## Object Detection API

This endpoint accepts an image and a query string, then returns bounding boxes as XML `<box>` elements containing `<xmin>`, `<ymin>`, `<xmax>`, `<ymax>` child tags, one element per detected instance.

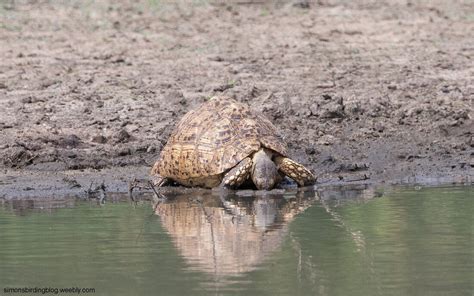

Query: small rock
<box><xmin>112</xmin><ymin>57</ymin><xmax>126</xmax><ymax>63</ymax></box>
<box><xmin>58</xmin><ymin>134</ymin><xmax>81</xmax><ymax>148</ymax></box>
<box><xmin>40</xmin><ymin>79</ymin><xmax>57</xmax><ymax>89</ymax></box>
<box><xmin>317</xmin><ymin>135</ymin><xmax>336</xmax><ymax>145</ymax></box>
<box><xmin>208</xmin><ymin>55</ymin><xmax>223</xmax><ymax>62</ymax></box>
<box><xmin>453</xmin><ymin>109</ymin><xmax>469</xmax><ymax>120</ymax></box>
<box><xmin>21</xmin><ymin>97</ymin><xmax>33</xmax><ymax>104</ymax></box>
<box><xmin>113</xmin><ymin>129</ymin><xmax>131</xmax><ymax>143</ymax></box>
<box><xmin>135</xmin><ymin>145</ymin><xmax>148</xmax><ymax>153</ymax></box>
<box><xmin>65</xmin><ymin>151</ymin><xmax>77</xmax><ymax>159</ymax></box>
<box><xmin>248</xmin><ymin>86</ymin><xmax>263</xmax><ymax>98</ymax></box>
<box><xmin>305</xmin><ymin>147</ymin><xmax>316</xmax><ymax>155</ymax></box>
<box><xmin>341</xmin><ymin>174</ymin><xmax>369</xmax><ymax>182</ymax></box>
<box><xmin>310</xmin><ymin>103</ymin><xmax>346</xmax><ymax>118</ymax></box>
<box><xmin>336</xmin><ymin>163</ymin><xmax>369</xmax><ymax>172</ymax></box>
<box><xmin>293</xmin><ymin>0</ymin><xmax>310</xmax><ymax>8</ymax></box>
<box><xmin>213</xmin><ymin>83</ymin><xmax>234</xmax><ymax>92</ymax></box>
<box><xmin>62</xmin><ymin>177</ymin><xmax>81</xmax><ymax>189</ymax></box>
<box><xmin>0</xmin><ymin>123</ymin><xmax>14</xmax><ymax>129</ymax></box>
<box><xmin>146</xmin><ymin>146</ymin><xmax>156</xmax><ymax>153</ymax></box>
<box><xmin>117</xmin><ymin>148</ymin><xmax>131</xmax><ymax>156</ymax></box>
<box><xmin>406</xmin><ymin>154</ymin><xmax>425</xmax><ymax>161</ymax></box>
<box><xmin>321</xmin><ymin>155</ymin><xmax>336</xmax><ymax>164</ymax></box>
<box><xmin>21</xmin><ymin>96</ymin><xmax>45</xmax><ymax>104</ymax></box>
<box><xmin>397</xmin><ymin>153</ymin><xmax>407</xmax><ymax>159</ymax></box>
<box><xmin>374</xmin><ymin>122</ymin><xmax>385</xmax><ymax>133</ymax></box>
<box><xmin>5</xmin><ymin>147</ymin><xmax>35</xmax><ymax>168</ymax></box>
<box><xmin>91</xmin><ymin>135</ymin><xmax>107</xmax><ymax>144</ymax></box>
<box><xmin>320</xmin><ymin>96</ymin><xmax>345</xmax><ymax>119</ymax></box>
<box><xmin>344</xmin><ymin>101</ymin><xmax>364</xmax><ymax>115</ymax></box>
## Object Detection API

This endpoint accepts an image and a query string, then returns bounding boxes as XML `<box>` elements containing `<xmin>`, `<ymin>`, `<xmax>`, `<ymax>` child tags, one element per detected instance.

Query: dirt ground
<box><xmin>0</xmin><ymin>0</ymin><xmax>473</xmax><ymax>196</ymax></box>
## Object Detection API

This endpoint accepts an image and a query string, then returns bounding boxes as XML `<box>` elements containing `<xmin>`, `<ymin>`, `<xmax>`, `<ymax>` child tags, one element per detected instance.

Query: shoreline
<box><xmin>0</xmin><ymin>166</ymin><xmax>471</xmax><ymax>200</ymax></box>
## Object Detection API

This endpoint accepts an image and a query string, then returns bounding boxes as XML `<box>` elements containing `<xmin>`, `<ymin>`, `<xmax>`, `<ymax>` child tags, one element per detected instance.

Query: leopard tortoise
<box><xmin>151</xmin><ymin>96</ymin><xmax>315</xmax><ymax>190</ymax></box>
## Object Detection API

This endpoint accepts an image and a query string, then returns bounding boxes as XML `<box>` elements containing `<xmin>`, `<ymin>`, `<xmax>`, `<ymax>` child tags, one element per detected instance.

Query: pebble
<box><xmin>117</xmin><ymin>148</ymin><xmax>131</xmax><ymax>156</ymax></box>
<box><xmin>59</xmin><ymin>134</ymin><xmax>81</xmax><ymax>148</ymax></box>
<box><xmin>91</xmin><ymin>135</ymin><xmax>107</xmax><ymax>144</ymax></box>
<box><xmin>113</xmin><ymin>129</ymin><xmax>131</xmax><ymax>143</ymax></box>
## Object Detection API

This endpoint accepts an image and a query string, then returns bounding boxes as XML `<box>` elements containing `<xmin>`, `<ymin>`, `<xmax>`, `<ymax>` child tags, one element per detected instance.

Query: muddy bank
<box><xmin>0</xmin><ymin>1</ymin><xmax>473</xmax><ymax>194</ymax></box>
<box><xmin>0</xmin><ymin>165</ymin><xmax>470</xmax><ymax>200</ymax></box>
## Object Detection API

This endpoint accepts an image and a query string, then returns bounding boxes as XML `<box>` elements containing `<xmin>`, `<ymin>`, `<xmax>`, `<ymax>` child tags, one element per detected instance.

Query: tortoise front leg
<box><xmin>275</xmin><ymin>156</ymin><xmax>316</xmax><ymax>187</ymax></box>
<box><xmin>220</xmin><ymin>157</ymin><xmax>253</xmax><ymax>189</ymax></box>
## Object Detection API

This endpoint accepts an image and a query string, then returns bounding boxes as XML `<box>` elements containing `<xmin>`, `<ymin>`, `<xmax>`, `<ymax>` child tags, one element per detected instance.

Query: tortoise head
<box><xmin>251</xmin><ymin>149</ymin><xmax>279</xmax><ymax>190</ymax></box>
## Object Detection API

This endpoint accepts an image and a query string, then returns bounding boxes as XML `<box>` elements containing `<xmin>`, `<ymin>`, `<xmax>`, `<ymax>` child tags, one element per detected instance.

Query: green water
<box><xmin>0</xmin><ymin>186</ymin><xmax>472</xmax><ymax>296</ymax></box>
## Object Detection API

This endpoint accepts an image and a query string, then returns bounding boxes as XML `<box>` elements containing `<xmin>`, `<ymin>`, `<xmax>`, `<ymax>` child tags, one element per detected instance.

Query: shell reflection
<box><xmin>154</xmin><ymin>190</ymin><xmax>318</xmax><ymax>277</ymax></box>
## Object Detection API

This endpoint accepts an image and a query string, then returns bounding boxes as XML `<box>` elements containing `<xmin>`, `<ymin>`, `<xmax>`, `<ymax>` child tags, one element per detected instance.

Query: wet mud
<box><xmin>0</xmin><ymin>1</ymin><xmax>473</xmax><ymax>198</ymax></box>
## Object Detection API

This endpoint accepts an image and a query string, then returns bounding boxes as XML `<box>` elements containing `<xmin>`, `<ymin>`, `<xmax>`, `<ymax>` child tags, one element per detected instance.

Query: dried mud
<box><xmin>0</xmin><ymin>0</ymin><xmax>473</xmax><ymax>197</ymax></box>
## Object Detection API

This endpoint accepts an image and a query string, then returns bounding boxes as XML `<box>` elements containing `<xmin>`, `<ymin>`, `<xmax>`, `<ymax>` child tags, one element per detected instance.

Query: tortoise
<box><xmin>151</xmin><ymin>96</ymin><xmax>315</xmax><ymax>190</ymax></box>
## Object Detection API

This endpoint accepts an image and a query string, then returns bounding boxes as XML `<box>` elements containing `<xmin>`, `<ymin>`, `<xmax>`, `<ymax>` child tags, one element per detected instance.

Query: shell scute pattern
<box><xmin>154</xmin><ymin>96</ymin><xmax>288</xmax><ymax>182</ymax></box>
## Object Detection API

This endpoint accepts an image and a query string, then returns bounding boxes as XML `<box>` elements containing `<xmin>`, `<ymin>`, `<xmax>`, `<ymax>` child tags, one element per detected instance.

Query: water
<box><xmin>0</xmin><ymin>186</ymin><xmax>472</xmax><ymax>296</ymax></box>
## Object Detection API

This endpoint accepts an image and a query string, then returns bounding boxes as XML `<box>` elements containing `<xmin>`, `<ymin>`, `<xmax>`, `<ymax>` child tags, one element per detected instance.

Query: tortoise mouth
<box><xmin>253</xmin><ymin>179</ymin><xmax>277</xmax><ymax>190</ymax></box>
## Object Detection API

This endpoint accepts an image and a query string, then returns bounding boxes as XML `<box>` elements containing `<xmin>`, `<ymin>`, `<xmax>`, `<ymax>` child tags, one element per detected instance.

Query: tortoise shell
<box><xmin>151</xmin><ymin>96</ymin><xmax>288</xmax><ymax>186</ymax></box>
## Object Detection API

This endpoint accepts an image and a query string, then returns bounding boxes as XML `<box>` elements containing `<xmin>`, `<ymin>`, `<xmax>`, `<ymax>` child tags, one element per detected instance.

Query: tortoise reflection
<box><xmin>153</xmin><ymin>190</ymin><xmax>318</xmax><ymax>277</ymax></box>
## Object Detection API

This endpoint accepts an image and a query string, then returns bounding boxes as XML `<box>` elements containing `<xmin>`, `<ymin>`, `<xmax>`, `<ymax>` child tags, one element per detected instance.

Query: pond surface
<box><xmin>0</xmin><ymin>186</ymin><xmax>472</xmax><ymax>296</ymax></box>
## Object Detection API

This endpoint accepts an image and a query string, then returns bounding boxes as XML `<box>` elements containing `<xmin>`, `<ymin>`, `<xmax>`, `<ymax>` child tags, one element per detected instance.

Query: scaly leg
<box><xmin>219</xmin><ymin>157</ymin><xmax>253</xmax><ymax>189</ymax></box>
<box><xmin>275</xmin><ymin>156</ymin><xmax>316</xmax><ymax>187</ymax></box>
